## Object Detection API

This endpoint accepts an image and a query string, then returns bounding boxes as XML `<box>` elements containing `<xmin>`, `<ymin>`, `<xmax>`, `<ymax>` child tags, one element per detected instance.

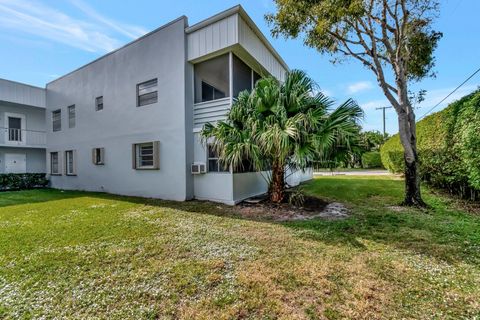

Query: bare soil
<box><xmin>237</xmin><ymin>195</ymin><xmax>349</xmax><ymax>221</ymax></box>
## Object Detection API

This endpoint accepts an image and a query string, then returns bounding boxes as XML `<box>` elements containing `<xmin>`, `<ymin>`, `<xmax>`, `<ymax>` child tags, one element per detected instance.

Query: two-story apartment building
<box><xmin>1</xmin><ymin>5</ymin><xmax>312</xmax><ymax>204</ymax></box>
<box><xmin>0</xmin><ymin>79</ymin><xmax>46</xmax><ymax>174</ymax></box>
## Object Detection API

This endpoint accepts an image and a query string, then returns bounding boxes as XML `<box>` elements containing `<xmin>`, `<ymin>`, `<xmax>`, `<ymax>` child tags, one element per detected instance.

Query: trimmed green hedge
<box><xmin>361</xmin><ymin>151</ymin><xmax>383</xmax><ymax>169</ymax></box>
<box><xmin>0</xmin><ymin>173</ymin><xmax>48</xmax><ymax>191</ymax></box>
<box><xmin>380</xmin><ymin>90</ymin><xmax>480</xmax><ymax>199</ymax></box>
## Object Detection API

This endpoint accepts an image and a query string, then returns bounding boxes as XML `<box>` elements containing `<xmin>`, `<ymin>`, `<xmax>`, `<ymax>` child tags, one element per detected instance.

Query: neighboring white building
<box><xmin>0</xmin><ymin>5</ymin><xmax>312</xmax><ymax>204</ymax></box>
<box><xmin>0</xmin><ymin>79</ymin><xmax>46</xmax><ymax>174</ymax></box>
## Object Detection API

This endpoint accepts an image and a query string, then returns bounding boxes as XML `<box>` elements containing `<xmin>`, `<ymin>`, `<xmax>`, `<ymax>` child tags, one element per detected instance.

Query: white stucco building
<box><xmin>0</xmin><ymin>5</ymin><xmax>312</xmax><ymax>204</ymax></box>
<box><xmin>0</xmin><ymin>79</ymin><xmax>46</xmax><ymax>174</ymax></box>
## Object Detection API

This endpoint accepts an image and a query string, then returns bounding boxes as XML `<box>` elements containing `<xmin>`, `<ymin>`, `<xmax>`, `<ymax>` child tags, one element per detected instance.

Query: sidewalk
<box><xmin>314</xmin><ymin>169</ymin><xmax>392</xmax><ymax>176</ymax></box>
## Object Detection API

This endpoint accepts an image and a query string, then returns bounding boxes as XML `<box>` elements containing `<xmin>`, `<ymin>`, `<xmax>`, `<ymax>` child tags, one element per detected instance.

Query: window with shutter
<box><xmin>132</xmin><ymin>141</ymin><xmax>159</xmax><ymax>170</ymax></box>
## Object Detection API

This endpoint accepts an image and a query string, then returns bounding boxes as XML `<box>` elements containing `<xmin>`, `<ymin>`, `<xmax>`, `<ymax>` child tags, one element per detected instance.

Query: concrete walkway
<box><xmin>314</xmin><ymin>170</ymin><xmax>392</xmax><ymax>176</ymax></box>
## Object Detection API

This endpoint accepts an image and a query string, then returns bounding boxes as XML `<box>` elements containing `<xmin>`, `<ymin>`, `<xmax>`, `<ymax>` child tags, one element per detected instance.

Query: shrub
<box><xmin>380</xmin><ymin>90</ymin><xmax>480</xmax><ymax>199</ymax></box>
<box><xmin>361</xmin><ymin>151</ymin><xmax>383</xmax><ymax>169</ymax></box>
<box><xmin>288</xmin><ymin>188</ymin><xmax>306</xmax><ymax>207</ymax></box>
<box><xmin>0</xmin><ymin>173</ymin><xmax>48</xmax><ymax>191</ymax></box>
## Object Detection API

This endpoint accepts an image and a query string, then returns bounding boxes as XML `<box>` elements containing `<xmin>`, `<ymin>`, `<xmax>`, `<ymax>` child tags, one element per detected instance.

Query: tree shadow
<box><xmin>0</xmin><ymin>188</ymin><xmax>87</xmax><ymax>208</ymax></box>
<box><xmin>2</xmin><ymin>184</ymin><xmax>479</xmax><ymax>266</ymax></box>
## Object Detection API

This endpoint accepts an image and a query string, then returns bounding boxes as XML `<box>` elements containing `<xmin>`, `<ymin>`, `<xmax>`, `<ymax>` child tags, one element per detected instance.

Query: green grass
<box><xmin>1</xmin><ymin>177</ymin><xmax>479</xmax><ymax>319</ymax></box>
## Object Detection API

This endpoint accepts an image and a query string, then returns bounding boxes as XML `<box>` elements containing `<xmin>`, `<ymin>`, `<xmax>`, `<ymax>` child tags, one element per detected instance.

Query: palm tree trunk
<box><xmin>270</xmin><ymin>161</ymin><xmax>285</xmax><ymax>203</ymax></box>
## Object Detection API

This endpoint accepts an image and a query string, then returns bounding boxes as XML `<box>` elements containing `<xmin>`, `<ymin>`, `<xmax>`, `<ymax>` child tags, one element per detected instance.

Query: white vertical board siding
<box><xmin>238</xmin><ymin>17</ymin><xmax>287</xmax><ymax>81</ymax></box>
<box><xmin>0</xmin><ymin>79</ymin><xmax>45</xmax><ymax>108</ymax></box>
<box><xmin>193</xmin><ymin>97</ymin><xmax>231</xmax><ymax>128</ymax></box>
<box><xmin>187</xmin><ymin>14</ymin><xmax>238</xmax><ymax>61</ymax></box>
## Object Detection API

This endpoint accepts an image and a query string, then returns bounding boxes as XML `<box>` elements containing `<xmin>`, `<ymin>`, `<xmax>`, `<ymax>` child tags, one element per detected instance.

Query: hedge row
<box><xmin>380</xmin><ymin>90</ymin><xmax>480</xmax><ymax>200</ymax></box>
<box><xmin>361</xmin><ymin>151</ymin><xmax>383</xmax><ymax>169</ymax></box>
<box><xmin>0</xmin><ymin>173</ymin><xmax>48</xmax><ymax>191</ymax></box>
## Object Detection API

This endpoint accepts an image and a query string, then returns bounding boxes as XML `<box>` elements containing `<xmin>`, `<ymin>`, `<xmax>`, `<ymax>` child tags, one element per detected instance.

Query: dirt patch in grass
<box><xmin>236</xmin><ymin>195</ymin><xmax>349</xmax><ymax>221</ymax></box>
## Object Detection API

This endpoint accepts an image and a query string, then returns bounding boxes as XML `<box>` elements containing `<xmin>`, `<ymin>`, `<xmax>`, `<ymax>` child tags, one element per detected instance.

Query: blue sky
<box><xmin>0</xmin><ymin>0</ymin><xmax>478</xmax><ymax>134</ymax></box>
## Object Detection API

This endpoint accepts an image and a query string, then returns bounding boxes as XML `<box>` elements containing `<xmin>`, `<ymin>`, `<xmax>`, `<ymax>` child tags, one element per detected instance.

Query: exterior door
<box><xmin>8</xmin><ymin>117</ymin><xmax>22</xmax><ymax>142</ymax></box>
<box><xmin>5</xmin><ymin>153</ymin><xmax>27</xmax><ymax>173</ymax></box>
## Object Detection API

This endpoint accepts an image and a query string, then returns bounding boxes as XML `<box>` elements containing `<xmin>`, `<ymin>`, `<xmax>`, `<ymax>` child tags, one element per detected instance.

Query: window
<box><xmin>233</xmin><ymin>55</ymin><xmax>253</xmax><ymax>97</ymax></box>
<box><xmin>65</xmin><ymin>150</ymin><xmax>76</xmax><ymax>175</ymax></box>
<box><xmin>194</xmin><ymin>54</ymin><xmax>230</xmax><ymax>103</ymax></box>
<box><xmin>201</xmin><ymin>81</ymin><xmax>225</xmax><ymax>101</ymax></box>
<box><xmin>52</xmin><ymin>109</ymin><xmax>61</xmax><ymax>132</ymax></box>
<box><xmin>233</xmin><ymin>159</ymin><xmax>256</xmax><ymax>173</ymax></box>
<box><xmin>8</xmin><ymin>117</ymin><xmax>22</xmax><ymax>141</ymax></box>
<box><xmin>253</xmin><ymin>71</ymin><xmax>262</xmax><ymax>87</ymax></box>
<box><xmin>207</xmin><ymin>144</ymin><xmax>229</xmax><ymax>173</ymax></box>
<box><xmin>50</xmin><ymin>152</ymin><xmax>60</xmax><ymax>175</ymax></box>
<box><xmin>68</xmin><ymin>105</ymin><xmax>75</xmax><ymax>128</ymax></box>
<box><xmin>132</xmin><ymin>141</ymin><xmax>159</xmax><ymax>170</ymax></box>
<box><xmin>95</xmin><ymin>96</ymin><xmax>103</xmax><ymax>111</ymax></box>
<box><xmin>92</xmin><ymin>148</ymin><xmax>105</xmax><ymax>165</ymax></box>
<box><xmin>137</xmin><ymin>79</ymin><xmax>158</xmax><ymax>107</ymax></box>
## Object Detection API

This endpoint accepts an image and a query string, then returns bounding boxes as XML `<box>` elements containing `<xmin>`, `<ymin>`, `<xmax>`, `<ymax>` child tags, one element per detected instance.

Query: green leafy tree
<box><xmin>201</xmin><ymin>70</ymin><xmax>363</xmax><ymax>203</ymax></box>
<box><xmin>267</xmin><ymin>0</ymin><xmax>442</xmax><ymax>206</ymax></box>
<box><xmin>360</xmin><ymin>130</ymin><xmax>389</xmax><ymax>152</ymax></box>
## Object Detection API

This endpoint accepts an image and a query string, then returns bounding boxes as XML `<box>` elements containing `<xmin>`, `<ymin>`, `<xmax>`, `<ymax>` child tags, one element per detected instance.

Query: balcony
<box><xmin>1</xmin><ymin>128</ymin><xmax>46</xmax><ymax>148</ymax></box>
<box><xmin>193</xmin><ymin>52</ymin><xmax>262</xmax><ymax>130</ymax></box>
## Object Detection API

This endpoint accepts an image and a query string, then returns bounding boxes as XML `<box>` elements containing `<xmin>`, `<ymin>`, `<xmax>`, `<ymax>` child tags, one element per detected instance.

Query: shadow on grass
<box><xmin>2</xmin><ymin>179</ymin><xmax>479</xmax><ymax>265</ymax></box>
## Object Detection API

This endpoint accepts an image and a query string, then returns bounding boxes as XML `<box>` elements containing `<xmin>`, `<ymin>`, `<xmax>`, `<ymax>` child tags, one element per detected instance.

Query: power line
<box><xmin>418</xmin><ymin>66</ymin><xmax>480</xmax><ymax>120</ymax></box>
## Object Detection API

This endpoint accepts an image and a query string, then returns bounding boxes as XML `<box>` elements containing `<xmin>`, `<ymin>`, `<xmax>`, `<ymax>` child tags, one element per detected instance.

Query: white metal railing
<box><xmin>1</xmin><ymin>127</ymin><xmax>46</xmax><ymax>146</ymax></box>
<box><xmin>8</xmin><ymin>128</ymin><xmax>22</xmax><ymax>142</ymax></box>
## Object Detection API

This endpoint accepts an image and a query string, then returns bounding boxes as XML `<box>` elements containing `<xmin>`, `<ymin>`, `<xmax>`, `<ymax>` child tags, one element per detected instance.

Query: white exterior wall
<box><xmin>186</xmin><ymin>8</ymin><xmax>288</xmax><ymax>79</ymax></box>
<box><xmin>0</xmin><ymin>80</ymin><xmax>47</xmax><ymax>174</ymax></box>
<box><xmin>0</xmin><ymin>79</ymin><xmax>45</xmax><ymax>108</ymax></box>
<box><xmin>187</xmin><ymin>14</ymin><xmax>238</xmax><ymax>61</ymax></box>
<box><xmin>0</xmin><ymin>147</ymin><xmax>45</xmax><ymax>173</ymax></box>
<box><xmin>188</xmin><ymin>7</ymin><xmax>292</xmax><ymax>204</ymax></box>
<box><xmin>286</xmin><ymin>168</ymin><xmax>314</xmax><ymax>187</ymax></box>
<box><xmin>46</xmin><ymin>17</ymin><xmax>191</xmax><ymax>201</ymax></box>
<box><xmin>0</xmin><ymin>103</ymin><xmax>46</xmax><ymax>147</ymax></box>
<box><xmin>232</xmin><ymin>172</ymin><xmax>269</xmax><ymax>203</ymax></box>
<box><xmin>0</xmin><ymin>6</ymin><xmax>300</xmax><ymax>204</ymax></box>
<box><xmin>237</xmin><ymin>17</ymin><xmax>286</xmax><ymax>81</ymax></box>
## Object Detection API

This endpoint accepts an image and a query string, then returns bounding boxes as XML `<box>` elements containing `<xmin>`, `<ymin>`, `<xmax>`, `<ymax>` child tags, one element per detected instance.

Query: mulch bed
<box><xmin>236</xmin><ymin>194</ymin><xmax>349</xmax><ymax>221</ymax></box>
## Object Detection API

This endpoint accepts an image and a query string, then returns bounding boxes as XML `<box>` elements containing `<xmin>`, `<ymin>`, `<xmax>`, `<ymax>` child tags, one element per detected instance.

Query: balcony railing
<box><xmin>193</xmin><ymin>97</ymin><xmax>231</xmax><ymax>129</ymax></box>
<box><xmin>1</xmin><ymin>127</ymin><xmax>46</xmax><ymax>147</ymax></box>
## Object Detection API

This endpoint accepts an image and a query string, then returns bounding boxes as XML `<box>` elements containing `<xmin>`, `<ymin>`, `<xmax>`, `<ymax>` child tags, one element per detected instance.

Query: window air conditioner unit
<box><xmin>191</xmin><ymin>162</ymin><xmax>206</xmax><ymax>174</ymax></box>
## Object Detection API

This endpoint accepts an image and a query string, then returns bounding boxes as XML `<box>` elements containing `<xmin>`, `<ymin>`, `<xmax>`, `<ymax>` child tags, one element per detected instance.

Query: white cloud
<box><xmin>0</xmin><ymin>0</ymin><xmax>147</xmax><ymax>53</ymax></box>
<box><xmin>347</xmin><ymin>81</ymin><xmax>374</xmax><ymax>94</ymax></box>
<box><xmin>359</xmin><ymin>99</ymin><xmax>389</xmax><ymax>111</ymax></box>
<box><xmin>69</xmin><ymin>0</ymin><xmax>147</xmax><ymax>39</ymax></box>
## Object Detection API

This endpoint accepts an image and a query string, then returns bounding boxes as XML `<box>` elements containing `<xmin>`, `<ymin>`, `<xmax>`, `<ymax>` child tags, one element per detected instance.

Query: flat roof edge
<box><xmin>185</xmin><ymin>5</ymin><xmax>289</xmax><ymax>71</ymax></box>
<box><xmin>46</xmin><ymin>15</ymin><xmax>188</xmax><ymax>86</ymax></box>
<box><xmin>0</xmin><ymin>78</ymin><xmax>45</xmax><ymax>90</ymax></box>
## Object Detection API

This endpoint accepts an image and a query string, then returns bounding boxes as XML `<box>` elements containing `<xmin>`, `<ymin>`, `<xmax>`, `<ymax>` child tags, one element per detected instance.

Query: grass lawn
<box><xmin>1</xmin><ymin>176</ymin><xmax>479</xmax><ymax>319</ymax></box>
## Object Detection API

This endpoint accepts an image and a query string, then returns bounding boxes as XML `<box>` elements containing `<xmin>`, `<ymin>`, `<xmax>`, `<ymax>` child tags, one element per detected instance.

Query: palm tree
<box><xmin>202</xmin><ymin>70</ymin><xmax>363</xmax><ymax>203</ymax></box>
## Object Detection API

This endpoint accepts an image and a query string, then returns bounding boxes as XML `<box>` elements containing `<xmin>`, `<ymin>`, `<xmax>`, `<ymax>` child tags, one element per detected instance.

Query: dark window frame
<box><xmin>137</xmin><ymin>79</ymin><xmax>158</xmax><ymax>107</ymax></box>
<box><xmin>68</xmin><ymin>105</ymin><xmax>75</xmax><ymax>128</ymax></box>
<box><xmin>50</xmin><ymin>152</ymin><xmax>60</xmax><ymax>175</ymax></box>
<box><xmin>95</xmin><ymin>96</ymin><xmax>104</xmax><ymax>111</ymax></box>
<box><xmin>207</xmin><ymin>143</ymin><xmax>229</xmax><ymax>173</ymax></box>
<box><xmin>92</xmin><ymin>148</ymin><xmax>105</xmax><ymax>165</ymax></box>
<box><xmin>65</xmin><ymin>150</ymin><xmax>76</xmax><ymax>176</ymax></box>
<box><xmin>52</xmin><ymin>109</ymin><xmax>61</xmax><ymax>132</ymax></box>
<box><xmin>132</xmin><ymin>141</ymin><xmax>160</xmax><ymax>170</ymax></box>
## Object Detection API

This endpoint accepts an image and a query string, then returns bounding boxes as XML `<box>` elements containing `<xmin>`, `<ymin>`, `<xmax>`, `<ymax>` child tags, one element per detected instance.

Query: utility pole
<box><xmin>375</xmin><ymin>106</ymin><xmax>393</xmax><ymax>136</ymax></box>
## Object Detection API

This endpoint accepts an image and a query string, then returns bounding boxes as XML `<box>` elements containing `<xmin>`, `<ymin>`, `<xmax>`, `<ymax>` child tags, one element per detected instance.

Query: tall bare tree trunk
<box><xmin>270</xmin><ymin>160</ymin><xmax>285</xmax><ymax>203</ymax></box>
<box><xmin>396</xmin><ymin>100</ymin><xmax>426</xmax><ymax>207</ymax></box>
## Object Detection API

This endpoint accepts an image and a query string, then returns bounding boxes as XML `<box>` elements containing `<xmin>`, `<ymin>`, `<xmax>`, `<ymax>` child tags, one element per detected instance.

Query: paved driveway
<box><xmin>314</xmin><ymin>170</ymin><xmax>392</xmax><ymax>176</ymax></box>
